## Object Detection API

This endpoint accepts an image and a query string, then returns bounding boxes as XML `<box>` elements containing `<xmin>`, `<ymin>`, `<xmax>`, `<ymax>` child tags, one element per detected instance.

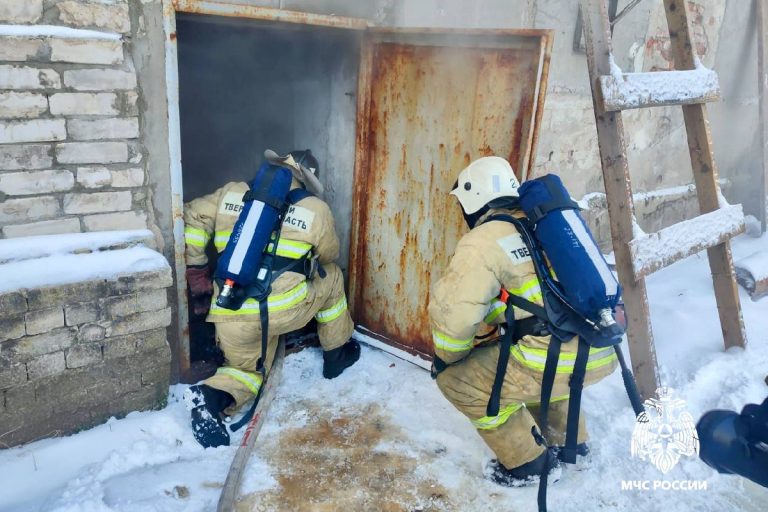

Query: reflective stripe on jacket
<box><xmin>428</xmin><ymin>208</ymin><xmax>617</xmax><ymax>372</ymax></box>
<box><xmin>183</xmin><ymin>180</ymin><xmax>340</xmax><ymax>322</ymax></box>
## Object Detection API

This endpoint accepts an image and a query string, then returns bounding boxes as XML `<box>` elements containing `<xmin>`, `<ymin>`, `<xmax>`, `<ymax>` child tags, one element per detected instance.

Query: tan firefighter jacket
<box><xmin>183</xmin><ymin>180</ymin><xmax>339</xmax><ymax>323</ymax></box>
<box><xmin>428</xmin><ymin>208</ymin><xmax>618</xmax><ymax>373</ymax></box>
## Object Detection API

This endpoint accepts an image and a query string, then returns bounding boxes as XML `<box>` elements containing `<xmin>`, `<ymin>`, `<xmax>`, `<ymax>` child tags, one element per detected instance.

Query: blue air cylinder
<box><xmin>518</xmin><ymin>174</ymin><xmax>621</xmax><ymax>320</ymax></box>
<box><xmin>215</xmin><ymin>163</ymin><xmax>293</xmax><ymax>293</ymax></box>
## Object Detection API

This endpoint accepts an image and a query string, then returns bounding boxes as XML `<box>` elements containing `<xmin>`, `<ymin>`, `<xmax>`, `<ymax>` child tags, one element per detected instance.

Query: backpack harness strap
<box><xmin>231</xmin><ymin>187</ymin><xmax>318</xmax><ymax>431</ymax></box>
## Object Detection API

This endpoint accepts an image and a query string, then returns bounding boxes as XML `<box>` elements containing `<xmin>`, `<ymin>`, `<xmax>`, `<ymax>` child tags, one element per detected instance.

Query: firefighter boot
<box><xmin>486</xmin><ymin>448</ymin><xmax>562</xmax><ymax>488</ymax></box>
<box><xmin>322</xmin><ymin>340</ymin><xmax>361</xmax><ymax>379</ymax></box>
<box><xmin>184</xmin><ymin>384</ymin><xmax>234</xmax><ymax>448</ymax></box>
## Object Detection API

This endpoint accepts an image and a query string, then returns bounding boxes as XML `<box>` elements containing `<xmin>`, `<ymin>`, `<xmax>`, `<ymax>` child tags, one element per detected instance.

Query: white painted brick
<box><xmin>50</xmin><ymin>39</ymin><xmax>123</xmax><ymax>65</ymax></box>
<box><xmin>57</xmin><ymin>142</ymin><xmax>127</xmax><ymax>164</ymax></box>
<box><xmin>0</xmin><ymin>169</ymin><xmax>74</xmax><ymax>195</ymax></box>
<box><xmin>63</xmin><ymin>191</ymin><xmax>132</xmax><ymax>214</ymax></box>
<box><xmin>83</xmin><ymin>210</ymin><xmax>147</xmax><ymax>231</ymax></box>
<box><xmin>68</xmin><ymin>118</ymin><xmax>139</xmax><ymax>140</ymax></box>
<box><xmin>0</xmin><ymin>65</ymin><xmax>60</xmax><ymax>90</ymax></box>
<box><xmin>0</xmin><ymin>144</ymin><xmax>52</xmax><ymax>170</ymax></box>
<box><xmin>0</xmin><ymin>92</ymin><xmax>47</xmax><ymax>119</ymax></box>
<box><xmin>77</xmin><ymin>166</ymin><xmax>144</xmax><ymax>188</ymax></box>
<box><xmin>0</xmin><ymin>0</ymin><xmax>42</xmax><ymax>23</ymax></box>
<box><xmin>111</xmin><ymin>168</ymin><xmax>144</xmax><ymax>188</ymax></box>
<box><xmin>76</xmin><ymin>166</ymin><xmax>111</xmax><ymax>188</ymax></box>
<box><xmin>0</xmin><ymin>196</ymin><xmax>60</xmax><ymax>224</ymax></box>
<box><xmin>2</xmin><ymin>218</ymin><xmax>80</xmax><ymax>238</ymax></box>
<box><xmin>0</xmin><ymin>119</ymin><xmax>66</xmax><ymax>144</ymax></box>
<box><xmin>63</xmin><ymin>69</ymin><xmax>137</xmax><ymax>91</ymax></box>
<box><xmin>49</xmin><ymin>93</ymin><xmax>118</xmax><ymax>116</ymax></box>
<box><xmin>58</xmin><ymin>1</ymin><xmax>131</xmax><ymax>34</ymax></box>
<box><xmin>0</xmin><ymin>37</ymin><xmax>44</xmax><ymax>61</ymax></box>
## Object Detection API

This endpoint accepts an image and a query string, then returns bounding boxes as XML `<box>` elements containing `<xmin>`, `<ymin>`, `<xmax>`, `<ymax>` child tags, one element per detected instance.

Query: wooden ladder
<box><xmin>580</xmin><ymin>0</ymin><xmax>747</xmax><ymax>400</ymax></box>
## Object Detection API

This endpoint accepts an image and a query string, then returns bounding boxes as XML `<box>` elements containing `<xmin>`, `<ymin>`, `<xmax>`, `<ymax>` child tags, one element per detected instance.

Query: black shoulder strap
<box><xmin>486</xmin><ymin>295</ymin><xmax>515</xmax><ymax>417</ymax></box>
<box><xmin>287</xmin><ymin>187</ymin><xmax>312</xmax><ymax>205</ymax></box>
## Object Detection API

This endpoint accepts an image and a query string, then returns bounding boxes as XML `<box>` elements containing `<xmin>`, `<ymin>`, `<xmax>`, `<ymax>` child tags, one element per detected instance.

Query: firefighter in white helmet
<box><xmin>182</xmin><ymin>150</ymin><xmax>360</xmax><ymax>448</ymax></box>
<box><xmin>428</xmin><ymin>156</ymin><xmax>617</xmax><ymax>486</ymax></box>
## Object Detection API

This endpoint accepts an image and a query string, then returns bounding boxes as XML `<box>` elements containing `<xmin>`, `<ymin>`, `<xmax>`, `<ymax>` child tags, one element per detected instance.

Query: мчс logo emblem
<box><xmin>630</xmin><ymin>387</ymin><xmax>700</xmax><ymax>474</ymax></box>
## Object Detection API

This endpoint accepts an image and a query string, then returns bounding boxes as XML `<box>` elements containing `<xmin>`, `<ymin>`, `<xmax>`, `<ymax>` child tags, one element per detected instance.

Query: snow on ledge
<box><xmin>629</xmin><ymin>205</ymin><xmax>745</xmax><ymax>279</ymax></box>
<box><xmin>0</xmin><ymin>230</ymin><xmax>168</xmax><ymax>294</ymax></box>
<box><xmin>0</xmin><ymin>24</ymin><xmax>121</xmax><ymax>41</ymax></box>
<box><xmin>0</xmin><ymin>247</ymin><xmax>169</xmax><ymax>294</ymax></box>
<box><xmin>600</xmin><ymin>55</ymin><xmax>720</xmax><ymax>111</ymax></box>
<box><xmin>0</xmin><ymin>229</ymin><xmax>154</xmax><ymax>264</ymax></box>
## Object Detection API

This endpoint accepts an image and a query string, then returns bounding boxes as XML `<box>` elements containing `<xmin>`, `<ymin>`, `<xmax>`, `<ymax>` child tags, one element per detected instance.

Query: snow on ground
<box><xmin>1</xmin><ymin>233</ymin><xmax>768</xmax><ymax>511</ymax></box>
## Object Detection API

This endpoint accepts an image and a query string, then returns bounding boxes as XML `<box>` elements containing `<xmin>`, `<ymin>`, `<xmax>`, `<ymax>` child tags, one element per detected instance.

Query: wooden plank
<box><xmin>663</xmin><ymin>0</ymin><xmax>747</xmax><ymax>350</ymax></box>
<box><xmin>757</xmin><ymin>0</ymin><xmax>768</xmax><ymax>232</ymax></box>
<box><xmin>629</xmin><ymin>205</ymin><xmax>745</xmax><ymax>280</ymax></box>
<box><xmin>218</xmin><ymin>339</ymin><xmax>286</xmax><ymax>512</ymax></box>
<box><xmin>599</xmin><ymin>69</ymin><xmax>720</xmax><ymax>112</ymax></box>
<box><xmin>580</xmin><ymin>0</ymin><xmax>660</xmax><ymax>400</ymax></box>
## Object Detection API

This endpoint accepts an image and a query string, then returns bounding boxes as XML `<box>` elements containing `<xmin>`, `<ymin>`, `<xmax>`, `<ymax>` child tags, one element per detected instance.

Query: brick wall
<box><xmin>0</xmin><ymin>0</ymin><xmax>149</xmax><ymax>239</ymax></box>
<box><xmin>0</xmin><ymin>267</ymin><xmax>173</xmax><ymax>448</ymax></box>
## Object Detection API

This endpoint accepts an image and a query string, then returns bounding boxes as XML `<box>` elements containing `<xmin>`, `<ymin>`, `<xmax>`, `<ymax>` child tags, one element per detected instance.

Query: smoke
<box><xmin>176</xmin><ymin>14</ymin><xmax>360</xmax><ymax>202</ymax></box>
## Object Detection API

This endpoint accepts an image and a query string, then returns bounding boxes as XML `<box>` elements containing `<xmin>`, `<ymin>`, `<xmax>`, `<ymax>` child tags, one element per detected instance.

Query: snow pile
<box><xmin>735</xmin><ymin>249</ymin><xmax>768</xmax><ymax>300</ymax></box>
<box><xmin>0</xmin><ymin>230</ymin><xmax>167</xmax><ymax>293</ymax></box>
<box><xmin>736</xmin><ymin>250</ymin><xmax>768</xmax><ymax>282</ymax></box>
<box><xmin>0</xmin><ymin>24</ymin><xmax>121</xmax><ymax>41</ymax></box>
<box><xmin>0</xmin><ymin>233</ymin><xmax>767</xmax><ymax>511</ymax></box>
<box><xmin>0</xmin><ymin>229</ymin><xmax>154</xmax><ymax>264</ymax></box>
<box><xmin>600</xmin><ymin>55</ymin><xmax>720</xmax><ymax>111</ymax></box>
<box><xmin>629</xmin><ymin>204</ymin><xmax>744</xmax><ymax>277</ymax></box>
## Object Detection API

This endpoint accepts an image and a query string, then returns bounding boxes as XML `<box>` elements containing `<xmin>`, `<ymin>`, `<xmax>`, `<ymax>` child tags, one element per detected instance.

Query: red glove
<box><xmin>186</xmin><ymin>265</ymin><xmax>213</xmax><ymax>315</ymax></box>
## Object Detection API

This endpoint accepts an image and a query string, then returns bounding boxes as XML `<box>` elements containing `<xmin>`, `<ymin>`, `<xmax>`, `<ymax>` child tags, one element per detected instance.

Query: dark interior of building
<box><xmin>176</xmin><ymin>13</ymin><xmax>361</xmax><ymax>367</ymax></box>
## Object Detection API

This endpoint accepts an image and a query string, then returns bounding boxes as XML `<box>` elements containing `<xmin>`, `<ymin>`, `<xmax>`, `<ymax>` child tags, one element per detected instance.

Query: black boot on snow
<box><xmin>322</xmin><ymin>340</ymin><xmax>361</xmax><ymax>379</ymax></box>
<box><xmin>486</xmin><ymin>448</ymin><xmax>561</xmax><ymax>488</ymax></box>
<box><xmin>184</xmin><ymin>384</ymin><xmax>234</xmax><ymax>448</ymax></box>
<box><xmin>558</xmin><ymin>442</ymin><xmax>592</xmax><ymax>470</ymax></box>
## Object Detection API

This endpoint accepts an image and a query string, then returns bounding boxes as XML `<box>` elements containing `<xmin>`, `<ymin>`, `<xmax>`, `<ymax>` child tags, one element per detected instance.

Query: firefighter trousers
<box><xmin>436</xmin><ymin>341</ymin><xmax>612</xmax><ymax>470</ymax></box>
<box><xmin>204</xmin><ymin>263</ymin><xmax>354</xmax><ymax>412</ymax></box>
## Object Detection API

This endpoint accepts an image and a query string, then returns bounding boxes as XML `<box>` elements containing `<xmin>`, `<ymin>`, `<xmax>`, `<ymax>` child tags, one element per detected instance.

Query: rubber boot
<box><xmin>184</xmin><ymin>384</ymin><xmax>234</xmax><ymax>448</ymax></box>
<box><xmin>322</xmin><ymin>340</ymin><xmax>361</xmax><ymax>379</ymax></box>
<box><xmin>486</xmin><ymin>448</ymin><xmax>561</xmax><ymax>488</ymax></box>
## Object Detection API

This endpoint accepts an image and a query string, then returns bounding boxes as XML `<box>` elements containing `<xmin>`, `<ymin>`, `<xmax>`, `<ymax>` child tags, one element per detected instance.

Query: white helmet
<box><xmin>450</xmin><ymin>156</ymin><xmax>520</xmax><ymax>214</ymax></box>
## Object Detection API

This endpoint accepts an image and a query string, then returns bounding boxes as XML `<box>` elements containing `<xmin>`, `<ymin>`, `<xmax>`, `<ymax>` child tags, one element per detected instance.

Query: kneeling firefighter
<box><xmin>429</xmin><ymin>156</ymin><xmax>629</xmax><ymax>494</ymax></box>
<box><xmin>183</xmin><ymin>149</ymin><xmax>360</xmax><ymax>448</ymax></box>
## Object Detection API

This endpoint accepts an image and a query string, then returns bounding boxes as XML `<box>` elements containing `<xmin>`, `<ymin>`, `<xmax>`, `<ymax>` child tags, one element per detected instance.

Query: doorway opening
<box><xmin>175</xmin><ymin>12</ymin><xmax>361</xmax><ymax>377</ymax></box>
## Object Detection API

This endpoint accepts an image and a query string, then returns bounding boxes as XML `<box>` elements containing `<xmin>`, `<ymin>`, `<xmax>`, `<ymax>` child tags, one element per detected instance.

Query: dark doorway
<box><xmin>176</xmin><ymin>13</ymin><xmax>361</xmax><ymax>374</ymax></box>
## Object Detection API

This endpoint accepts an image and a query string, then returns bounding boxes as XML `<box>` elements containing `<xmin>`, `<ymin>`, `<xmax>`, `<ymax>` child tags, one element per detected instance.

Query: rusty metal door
<box><xmin>350</xmin><ymin>29</ymin><xmax>552</xmax><ymax>359</ymax></box>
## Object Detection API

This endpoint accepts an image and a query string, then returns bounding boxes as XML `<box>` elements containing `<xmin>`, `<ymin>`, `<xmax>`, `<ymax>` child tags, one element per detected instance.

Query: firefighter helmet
<box><xmin>450</xmin><ymin>156</ymin><xmax>520</xmax><ymax>214</ymax></box>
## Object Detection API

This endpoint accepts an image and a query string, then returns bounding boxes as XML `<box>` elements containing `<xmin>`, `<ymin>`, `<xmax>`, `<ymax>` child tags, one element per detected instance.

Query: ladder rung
<box><xmin>599</xmin><ymin>68</ymin><xmax>721</xmax><ymax>112</ymax></box>
<box><xmin>629</xmin><ymin>205</ymin><xmax>744</xmax><ymax>281</ymax></box>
